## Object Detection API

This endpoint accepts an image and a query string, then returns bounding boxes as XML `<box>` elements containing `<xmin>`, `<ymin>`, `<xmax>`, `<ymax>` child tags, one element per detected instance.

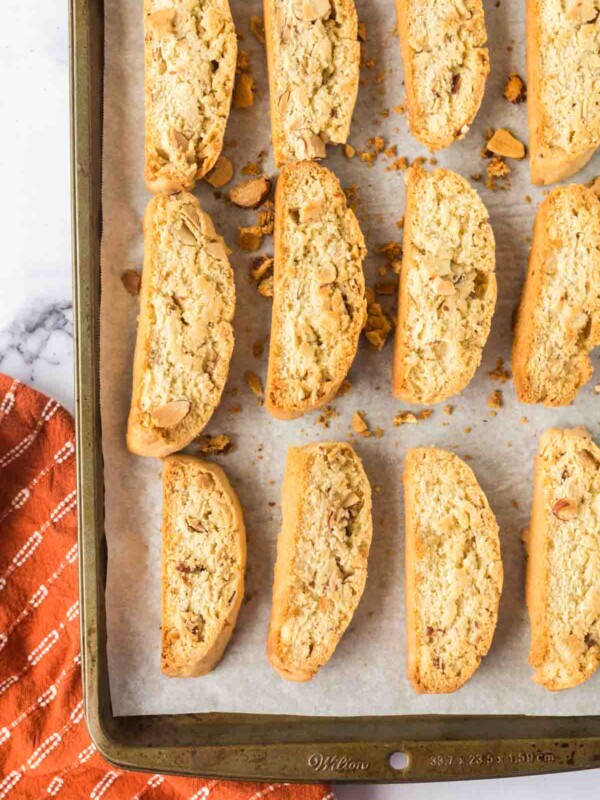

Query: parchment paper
<box><xmin>101</xmin><ymin>0</ymin><xmax>600</xmax><ymax>717</ymax></box>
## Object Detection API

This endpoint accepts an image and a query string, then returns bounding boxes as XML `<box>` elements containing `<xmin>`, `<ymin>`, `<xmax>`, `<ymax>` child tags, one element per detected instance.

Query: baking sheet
<box><xmin>100</xmin><ymin>0</ymin><xmax>600</xmax><ymax>717</ymax></box>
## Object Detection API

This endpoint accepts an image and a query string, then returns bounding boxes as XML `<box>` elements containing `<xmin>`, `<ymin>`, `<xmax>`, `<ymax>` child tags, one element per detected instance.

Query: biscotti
<box><xmin>404</xmin><ymin>448</ymin><xmax>503</xmax><ymax>694</ymax></box>
<box><xmin>144</xmin><ymin>0</ymin><xmax>237</xmax><ymax>193</ymax></box>
<box><xmin>161</xmin><ymin>455</ymin><xmax>246</xmax><ymax>677</ymax></box>
<box><xmin>393</xmin><ymin>166</ymin><xmax>496</xmax><ymax>405</ymax></box>
<box><xmin>524</xmin><ymin>428</ymin><xmax>600</xmax><ymax>690</ymax></box>
<box><xmin>512</xmin><ymin>184</ymin><xmax>600</xmax><ymax>407</ymax></box>
<box><xmin>127</xmin><ymin>193</ymin><xmax>235</xmax><ymax>458</ymax></box>
<box><xmin>527</xmin><ymin>0</ymin><xmax>600</xmax><ymax>184</ymax></box>
<box><xmin>267</xmin><ymin>442</ymin><xmax>372</xmax><ymax>681</ymax></box>
<box><xmin>396</xmin><ymin>0</ymin><xmax>489</xmax><ymax>150</ymax></box>
<box><xmin>263</xmin><ymin>0</ymin><xmax>361</xmax><ymax>167</ymax></box>
<box><xmin>265</xmin><ymin>162</ymin><xmax>367</xmax><ymax>419</ymax></box>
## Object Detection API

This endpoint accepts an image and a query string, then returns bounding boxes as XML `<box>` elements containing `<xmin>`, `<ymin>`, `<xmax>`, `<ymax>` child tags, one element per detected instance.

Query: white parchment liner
<box><xmin>101</xmin><ymin>0</ymin><xmax>600</xmax><ymax>716</ymax></box>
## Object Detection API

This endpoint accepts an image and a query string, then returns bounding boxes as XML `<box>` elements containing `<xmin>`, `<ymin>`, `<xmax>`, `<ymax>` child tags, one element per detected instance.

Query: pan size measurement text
<box><xmin>429</xmin><ymin>751</ymin><xmax>556</xmax><ymax>769</ymax></box>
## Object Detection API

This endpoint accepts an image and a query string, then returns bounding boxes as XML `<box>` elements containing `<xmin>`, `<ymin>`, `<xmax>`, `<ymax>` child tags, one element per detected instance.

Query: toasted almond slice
<box><xmin>205</xmin><ymin>156</ymin><xmax>234</xmax><ymax>188</ymax></box>
<box><xmin>486</xmin><ymin>129</ymin><xmax>526</xmax><ymax>159</ymax></box>
<box><xmin>152</xmin><ymin>400</ymin><xmax>191</xmax><ymax>428</ymax></box>
<box><xmin>229</xmin><ymin>175</ymin><xmax>272</xmax><ymax>208</ymax></box>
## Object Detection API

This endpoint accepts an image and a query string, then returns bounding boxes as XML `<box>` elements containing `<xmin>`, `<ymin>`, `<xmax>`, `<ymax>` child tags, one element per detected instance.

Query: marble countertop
<box><xmin>1</xmin><ymin>1</ymin><xmax>596</xmax><ymax>797</ymax></box>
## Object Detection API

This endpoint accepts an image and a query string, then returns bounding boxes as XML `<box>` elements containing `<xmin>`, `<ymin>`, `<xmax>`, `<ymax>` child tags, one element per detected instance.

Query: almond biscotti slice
<box><xmin>265</xmin><ymin>162</ymin><xmax>367</xmax><ymax>419</ymax></box>
<box><xmin>512</xmin><ymin>184</ymin><xmax>600</xmax><ymax>407</ymax></box>
<box><xmin>404</xmin><ymin>448</ymin><xmax>503</xmax><ymax>694</ymax></box>
<box><xmin>393</xmin><ymin>166</ymin><xmax>496</xmax><ymax>405</ymax></box>
<box><xmin>527</xmin><ymin>0</ymin><xmax>600</xmax><ymax>185</ymax></box>
<box><xmin>268</xmin><ymin>442</ymin><xmax>372</xmax><ymax>681</ymax></box>
<box><xmin>396</xmin><ymin>0</ymin><xmax>489</xmax><ymax>150</ymax></box>
<box><xmin>144</xmin><ymin>0</ymin><xmax>237</xmax><ymax>193</ymax></box>
<box><xmin>264</xmin><ymin>0</ymin><xmax>361</xmax><ymax>167</ymax></box>
<box><xmin>162</xmin><ymin>455</ymin><xmax>246</xmax><ymax>677</ymax></box>
<box><xmin>524</xmin><ymin>428</ymin><xmax>600</xmax><ymax>690</ymax></box>
<box><xmin>127</xmin><ymin>193</ymin><xmax>235</xmax><ymax>458</ymax></box>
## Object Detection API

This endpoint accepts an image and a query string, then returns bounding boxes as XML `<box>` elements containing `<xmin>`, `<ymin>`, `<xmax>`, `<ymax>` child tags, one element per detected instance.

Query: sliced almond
<box><xmin>229</xmin><ymin>175</ymin><xmax>272</xmax><ymax>208</ymax></box>
<box><xmin>186</xmin><ymin>517</ymin><xmax>207</xmax><ymax>532</ymax></box>
<box><xmin>317</xmin><ymin>264</ymin><xmax>337</xmax><ymax>284</ymax></box>
<box><xmin>566</xmin><ymin>0</ymin><xmax>597</xmax><ymax>21</ymax></box>
<box><xmin>432</xmin><ymin>277</ymin><xmax>455</xmax><ymax>296</ymax></box>
<box><xmin>176</xmin><ymin>222</ymin><xmax>199</xmax><ymax>246</ymax></box>
<box><xmin>486</xmin><ymin>129</ymin><xmax>526</xmax><ymax>160</ymax></box>
<box><xmin>304</xmin><ymin>133</ymin><xmax>327</xmax><ymax>159</ymax></box>
<box><xmin>205</xmin><ymin>156</ymin><xmax>234</xmax><ymax>188</ymax></box>
<box><xmin>151</xmin><ymin>400</ymin><xmax>190</xmax><ymax>428</ymax></box>
<box><xmin>170</xmin><ymin>129</ymin><xmax>189</xmax><ymax>152</ymax></box>
<box><xmin>552</xmin><ymin>498</ymin><xmax>577</xmax><ymax>521</ymax></box>
<box><xmin>147</xmin><ymin>8</ymin><xmax>175</xmax><ymax>37</ymax></box>
<box><xmin>299</xmin><ymin>201</ymin><xmax>323</xmax><ymax>223</ymax></box>
<box><xmin>293</xmin><ymin>0</ymin><xmax>331</xmax><ymax>21</ymax></box>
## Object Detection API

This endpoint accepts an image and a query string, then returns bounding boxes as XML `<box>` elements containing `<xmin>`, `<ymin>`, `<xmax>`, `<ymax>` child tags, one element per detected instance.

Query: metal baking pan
<box><xmin>70</xmin><ymin>0</ymin><xmax>600</xmax><ymax>782</ymax></box>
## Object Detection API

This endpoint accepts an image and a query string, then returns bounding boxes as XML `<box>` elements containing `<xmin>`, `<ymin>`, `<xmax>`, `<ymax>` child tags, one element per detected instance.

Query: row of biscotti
<box><xmin>143</xmin><ymin>0</ymin><xmax>600</xmax><ymax>193</ymax></box>
<box><xmin>161</xmin><ymin>430</ymin><xmax>600</xmax><ymax>693</ymax></box>
<box><xmin>126</xmin><ymin>159</ymin><xmax>600</xmax><ymax>458</ymax></box>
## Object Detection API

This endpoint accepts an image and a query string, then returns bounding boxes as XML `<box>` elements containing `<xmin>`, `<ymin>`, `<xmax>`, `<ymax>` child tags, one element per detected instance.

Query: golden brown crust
<box><xmin>404</xmin><ymin>448</ymin><xmax>503</xmax><ymax>694</ymax></box>
<box><xmin>267</xmin><ymin>442</ymin><xmax>373</xmax><ymax>681</ymax></box>
<box><xmin>263</xmin><ymin>0</ymin><xmax>360</xmax><ymax>167</ymax></box>
<box><xmin>161</xmin><ymin>455</ymin><xmax>246</xmax><ymax>677</ymax></box>
<box><xmin>127</xmin><ymin>193</ymin><xmax>235</xmax><ymax>458</ymax></box>
<box><xmin>512</xmin><ymin>184</ymin><xmax>600</xmax><ymax>407</ymax></box>
<box><xmin>527</xmin><ymin>0</ymin><xmax>600</xmax><ymax>185</ymax></box>
<box><xmin>393</xmin><ymin>166</ymin><xmax>496</xmax><ymax>404</ymax></box>
<box><xmin>265</xmin><ymin>161</ymin><xmax>366</xmax><ymax>419</ymax></box>
<box><xmin>526</xmin><ymin>428</ymin><xmax>600</xmax><ymax>690</ymax></box>
<box><xmin>396</xmin><ymin>0</ymin><xmax>489</xmax><ymax>150</ymax></box>
<box><xmin>144</xmin><ymin>0</ymin><xmax>237</xmax><ymax>193</ymax></box>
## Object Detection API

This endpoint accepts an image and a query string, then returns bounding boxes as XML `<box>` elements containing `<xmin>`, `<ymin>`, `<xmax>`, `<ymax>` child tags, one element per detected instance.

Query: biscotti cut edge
<box><xmin>525</xmin><ymin>427</ymin><xmax>600</xmax><ymax>690</ymax></box>
<box><xmin>393</xmin><ymin>165</ymin><xmax>497</xmax><ymax>404</ymax></box>
<box><xmin>265</xmin><ymin>160</ymin><xmax>367</xmax><ymax>420</ymax></box>
<box><xmin>404</xmin><ymin>447</ymin><xmax>503</xmax><ymax>694</ymax></box>
<box><xmin>526</xmin><ymin>0</ymin><xmax>599</xmax><ymax>185</ymax></box>
<box><xmin>396</xmin><ymin>0</ymin><xmax>490</xmax><ymax>150</ymax></box>
<box><xmin>127</xmin><ymin>192</ymin><xmax>235</xmax><ymax>458</ymax></box>
<box><xmin>263</xmin><ymin>0</ymin><xmax>360</xmax><ymax>167</ymax></box>
<box><xmin>144</xmin><ymin>0</ymin><xmax>237</xmax><ymax>194</ymax></box>
<box><xmin>512</xmin><ymin>184</ymin><xmax>600</xmax><ymax>407</ymax></box>
<box><xmin>161</xmin><ymin>455</ymin><xmax>246</xmax><ymax>677</ymax></box>
<box><xmin>267</xmin><ymin>441</ymin><xmax>373</xmax><ymax>681</ymax></box>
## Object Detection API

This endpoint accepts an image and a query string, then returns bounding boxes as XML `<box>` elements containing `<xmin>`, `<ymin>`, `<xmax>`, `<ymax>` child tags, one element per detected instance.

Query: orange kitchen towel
<box><xmin>0</xmin><ymin>374</ymin><xmax>332</xmax><ymax>800</ymax></box>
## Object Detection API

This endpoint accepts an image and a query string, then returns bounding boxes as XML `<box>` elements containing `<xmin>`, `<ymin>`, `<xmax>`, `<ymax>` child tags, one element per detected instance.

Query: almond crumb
<box><xmin>352</xmin><ymin>411</ymin><xmax>371</xmax><ymax>437</ymax></box>
<box><xmin>244</xmin><ymin>371</ymin><xmax>263</xmax><ymax>404</ymax></box>
<box><xmin>238</xmin><ymin>226</ymin><xmax>263</xmax><ymax>251</ymax></box>
<box><xmin>229</xmin><ymin>175</ymin><xmax>272</xmax><ymax>208</ymax></box>
<box><xmin>487</xmin><ymin>389</ymin><xmax>503</xmax><ymax>410</ymax></box>
<box><xmin>195</xmin><ymin>434</ymin><xmax>233</xmax><ymax>455</ymax></box>
<box><xmin>486</xmin><ymin>129</ymin><xmax>526</xmax><ymax>159</ymax></box>
<box><xmin>205</xmin><ymin>156</ymin><xmax>234</xmax><ymax>188</ymax></box>
<box><xmin>250</xmin><ymin>15</ymin><xmax>265</xmax><ymax>44</ymax></box>
<box><xmin>503</xmin><ymin>73</ymin><xmax>526</xmax><ymax>103</ymax></box>
<box><xmin>121</xmin><ymin>269</ymin><xmax>141</xmax><ymax>295</ymax></box>
<box><xmin>393</xmin><ymin>411</ymin><xmax>417</xmax><ymax>426</ymax></box>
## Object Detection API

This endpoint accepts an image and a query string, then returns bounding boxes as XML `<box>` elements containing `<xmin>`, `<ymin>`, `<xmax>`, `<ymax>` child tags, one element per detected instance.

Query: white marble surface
<box><xmin>1</xmin><ymin>0</ymin><xmax>597</xmax><ymax>797</ymax></box>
